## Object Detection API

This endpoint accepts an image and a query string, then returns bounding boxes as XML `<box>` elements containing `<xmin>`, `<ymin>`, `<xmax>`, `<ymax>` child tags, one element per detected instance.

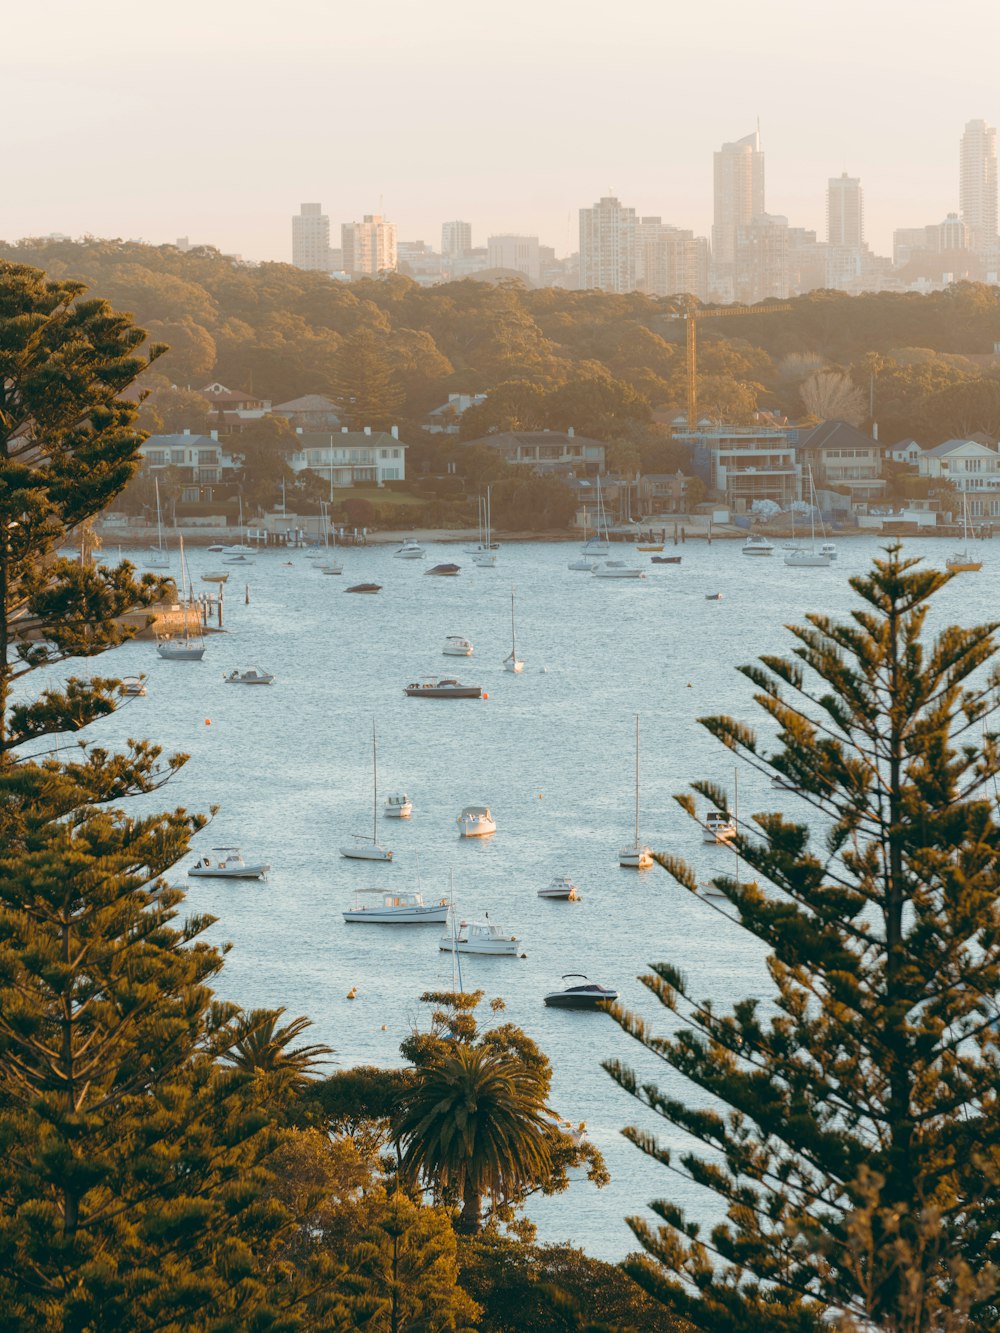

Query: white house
<box><xmin>286</xmin><ymin>427</ymin><xmax>407</xmax><ymax>488</ymax></box>
<box><xmin>884</xmin><ymin>438</ymin><xmax>923</xmax><ymax>464</ymax></box>
<box><xmin>917</xmin><ymin>438</ymin><xmax>1000</xmax><ymax>516</ymax></box>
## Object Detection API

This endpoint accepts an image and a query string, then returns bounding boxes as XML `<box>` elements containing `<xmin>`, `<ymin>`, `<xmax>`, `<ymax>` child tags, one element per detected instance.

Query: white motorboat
<box><xmin>223</xmin><ymin>543</ymin><xmax>255</xmax><ymax>555</ymax></box>
<box><xmin>438</xmin><ymin>916</ymin><xmax>520</xmax><ymax>956</ymax></box>
<box><xmin>820</xmin><ymin>542</ymin><xmax>838</xmax><ymax>560</ymax></box>
<box><xmin>146</xmin><ymin>477</ymin><xmax>170</xmax><ymax>569</ymax></box>
<box><xmin>543</xmin><ymin>974</ymin><xmax>618</xmax><ymax>1009</ymax></box>
<box><xmin>188</xmin><ymin>848</ymin><xmax>270</xmax><ymax>880</ymax></box>
<box><xmin>619</xmin><ymin>713</ymin><xmax>653</xmax><ymax>869</ymax></box>
<box><xmin>538</xmin><ymin>876</ymin><xmax>580</xmax><ymax>901</ymax></box>
<box><xmin>119</xmin><ymin>676</ymin><xmax>146</xmax><ymax>697</ymax></box>
<box><xmin>741</xmin><ymin>534</ymin><xmax>774</xmax><ymax>556</ymax></box>
<box><xmin>591</xmin><ymin>560</ymin><xmax>645</xmax><ymax>580</ymax></box>
<box><xmin>703</xmin><ymin>810</ymin><xmax>736</xmax><ymax>843</ymax></box>
<box><xmin>568</xmin><ymin>555</ymin><xmax>600</xmax><ymax>572</ymax></box>
<box><xmin>224</xmin><ymin>667</ymin><xmax>274</xmax><ymax>685</ymax></box>
<box><xmin>443</xmin><ymin>636</ymin><xmax>473</xmax><ymax>657</ymax></box>
<box><xmin>340</xmin><ymin>722</ymin><xmax>394</xmax><ymax>862</ymax></box>
<box><xmin>457</xmin><ymin>805</ymin><xmax>496</xmax><ymax>837</ymax></box>
<box><xmin>503</xmin><ymin>587</ymin><xmax>524</xmax><ymax>673</ymax></box>
<box><xmin>394</xmin><ymin>540</ymin><xmax>425</xmax><ymax>559</ymax></box>
<box><xmin>343</xmin><ymin>889</ymin><xmax>447</xmax><ymax>924</ymax></box>
<box><xmin>383</xmin><ymin>792</ymin><xmax>413</xmax><ymax>819</ymax></box>
<box><xmin>404</xmin><ymin>678</ymin><xmax>482</xmax><ymax>699</ymax></box>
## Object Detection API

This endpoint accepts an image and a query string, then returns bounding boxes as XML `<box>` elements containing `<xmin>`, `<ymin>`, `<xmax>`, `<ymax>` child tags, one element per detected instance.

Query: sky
<box><xmin>3</xmin><ymin>0</ymin><xmax>998</xmax><ymax>263</ymax></box>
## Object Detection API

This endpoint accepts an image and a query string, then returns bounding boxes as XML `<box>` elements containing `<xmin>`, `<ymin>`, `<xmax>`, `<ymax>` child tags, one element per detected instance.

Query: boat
<box><xmin>119</xmin><ymin>676</ymin><xmax>146</xmax><ymax>697</ymax></box>
<box><xmin>383</xmin><ymin>792</ymin><xmax>413</xmax><ymax>819</ymax></box>
<box><xmin>538</xmin><ymin>876</ymin><xmax>580</xmax><ymax>901</ymax></box>
<box><xmin>394</xmin><ymin>539</ymin><xmax>425</xmax><ymax>559</ymax></box>
<box><xmin>568</xmin><ymin>555</ymin><xmax>601</xmax><ymax>572</ymax></box>
<box><xmin>346</xmin><ymin>583</ymin><xmax>382</xmax><ymax>594</ymax></box>
<box><xmin>543</xmin><ymin>974</ymin><xmax>618</xmax><ymax>1009</ymax></box>
<box><xmin>223</xmin><ymin>553</ymin><xmax>253</xmax><ymax>565</ymax></box>
<box><xmin>145</xmin><ymin>477</ymin><xmax>170</xmax><ymax>569</ymax></box>
<box><xmin>820</xmin><ymin>542</ymin><xmax>838</xmax><ymax>560</ymax></box>
<box><xmin>343</xmin><ymin>889</ymin><xmax>447</xmax><ymax>924</ymax></box>
<box><xmin>223</xmin><ymin>667</ymin><xmax>274</xmax><ymax>685</ymax></box>
<box><xmin>784</xmin><ymin>468</ymin><xmax>833</xmax><ymax>568</ymax></box>
<box><xmin>404</xmin><ymin>678</ymin><xmax>482</xmax><ymax>699</ymax></box>
<box><xmin>318</xmin><ymin>500</ymin><xmax>344</xmax><ymax>574</ymax></box>
<box><xmin>438</xmin><ymin>916</ymin><xmax>520</xmax><ymax>956</ymax></box>
<box><xmin>426</xmin><ymin>563</ymin><xmax>461</xmax><ymax>576</ymax></box>
<box><xmin>442</xmin><ymin>636</ymin><xmax>473</xmax><ymax>657</ymax></box>
<box><xmin>706</xmin><ymin>592</ymin><xmax>724</xmax><ymax>601</ymax></box>
<box><xmin>637</xmin><ymin>544</ymin><xmax>664</xmax><ymax>552</ymax></box>
<box><xmin>946</xmin><ymin>494</ymin><xmax>983</xmax><ymax>572</ymax></box>
<box><xmin>651</xmin><ymin>555</ymin><xmax>682</xmax><ymax>564</ymax></box>
<box><xmin>340</xmin><ymin>722</ymin><xmax>394</xmax><ymax>862</ymax></box>
<box><xmin>457</xmin><ymin>804</ymin><xmax>496</xmax><ymax>837</ymax></box>
<box><xmin>503</xmin><ymin>587</ymin><xmax>524</xmax><ymax>673</ymax></box>
<box><xmin>201</xmin><ymin>571</ymin><xmax>229</xmax><ymax>583</ymax></box>
<box><xmin>619</xmin><ymin>714</ymin><xmax>653</xmax><ymax>869</ymax></box>
<box><xmin>222</xmin><ymin>544</ymin><xmax>254</xmax><ymax>556</ymax></box>
<box><xmin>741</xmin><ymin>534</ymin><xmax>774</xmax><ymax>556</ymax></box>
<box><xmin>470</xmin><ymin>489</ymin><xmax>498</xmax><ymax>566</ymax></box>
<box><xmin>703</xmin><ymin>810</ymin><xmax>736</xmax><ymax>843</ymax></box>
<box><xmin>156</xmin><ymin>537</ymin><xmax>206</xmax><ymax>661</ymax></box>
<box><xmin>207</xmin><ymin>543</ymin><xmax>226</xmax><ymax>553</ymax></box>
<box><xmin>188</xmin><ymin>848</ymin><xmax>270</xmax><ymax>880</ymax></box>
<box><xmin>592</xmin><ymin>560</ymin><xmax>645</xmax><ymax>580</ymax></box>
<box><xmin>581</xmin><ymin>477</ymin><xmax>611</xmax><ymax>557</ymax></box>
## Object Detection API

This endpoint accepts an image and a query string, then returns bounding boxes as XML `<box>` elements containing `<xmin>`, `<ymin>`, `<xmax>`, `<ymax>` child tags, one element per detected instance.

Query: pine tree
<box><xmin>606</xmin><ymin>548</ymin><xmax>1000</xmax><ymax>1332</ymax></box>
<box><xmin>329</xmin><ymin>328</ymin><xmax>404</xmax><ymax>431</ymax></box>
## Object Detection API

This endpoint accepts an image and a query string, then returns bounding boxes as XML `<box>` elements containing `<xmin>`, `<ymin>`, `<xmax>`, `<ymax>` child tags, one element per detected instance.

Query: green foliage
<box><xmin>607</xmin><ymin>548</ymin><xmax>1000</xmax><ymax>1331</ymax></box>
<box><xmin>331</xmin><ymin>327</ymin><xmax>405</xmax><ymax>430</ymax></box>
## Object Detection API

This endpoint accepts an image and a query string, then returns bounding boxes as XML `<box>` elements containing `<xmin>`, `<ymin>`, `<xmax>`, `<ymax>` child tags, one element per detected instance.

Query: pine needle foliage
<box><xmin>606</xmin><ymin>547</ymin><xmax>1000</xmax><ymax>1332</ymax></box>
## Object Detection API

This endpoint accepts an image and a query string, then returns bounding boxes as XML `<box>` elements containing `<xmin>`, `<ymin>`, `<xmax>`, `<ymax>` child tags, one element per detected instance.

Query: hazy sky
<box><xmin>4</xmin><ymin>0</ymin><xmax>997</xmax><ymax>262</ymax></box>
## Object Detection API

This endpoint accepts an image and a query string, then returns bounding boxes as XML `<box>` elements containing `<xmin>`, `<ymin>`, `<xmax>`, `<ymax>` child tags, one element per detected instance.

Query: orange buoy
<box><xmin>205</xmin><ymin>719</ymin><xmax>212</xmax><ymax>725</ymax></box>
<box><xmin>483</xmin><ymin>692</ymin><xmax>489</xmax><ymax>700</ymax></box>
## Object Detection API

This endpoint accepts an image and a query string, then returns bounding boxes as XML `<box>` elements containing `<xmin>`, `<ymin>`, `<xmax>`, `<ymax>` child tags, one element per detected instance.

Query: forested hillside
<box><xmin>7</xmin><ymin>236</ymin><xmax>1000</xmax><ymax>446</ymax></box>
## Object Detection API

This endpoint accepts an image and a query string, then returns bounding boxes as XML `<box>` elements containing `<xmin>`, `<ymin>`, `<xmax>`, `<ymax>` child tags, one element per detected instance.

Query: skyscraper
<box><xmin>827</xmin><ymin>173</ymin><xmax>864</xmax><ymax>248</ymax></box>
<box><xmin>578</xmin><ymin>196</ymin><xmax>636</xmax><ymax>293</ymax></box>
<box><xmin>712</xmin><ymin>130</ymin><xmax>765</xmax><ymax>270</ymax></box>
<box><xmin>292</xmin><ymin>202</ymin><xmax>331</xmax><ymax>271</ymax></box>
<box><xmin>960</xmin><ymin>118</ymin><xmax>998</xmax><ymax>253</ymax></box>
<box><xmin>341</xmin><ymin>215</ymin><xmax>398</xmax><ymax>276</ymax></box>
<box><xmin>441</xmin><ymin>220</ymin><xmax>472</xmax><ymax>257</ymax></box>
<box><xmin>487</xmin><ymin>235</ymin><xmax>541</xmax><ymax>283</ymax></box>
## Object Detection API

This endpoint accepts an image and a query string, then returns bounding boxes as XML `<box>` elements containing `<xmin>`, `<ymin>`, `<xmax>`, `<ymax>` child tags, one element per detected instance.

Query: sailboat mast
<box><xmin>372</xmin><ymin>721</ymin><xmax>378</xmax><ymax>843</ymax></box>
<box><xmin>635</xmin><ymin>714</ymin><xmax>641</xmax><ymax>844</ymax></box>
<box><xmin>511</xmin><ymin>587</ymin><xmax>516</xmax><ymax>656</ymax></box>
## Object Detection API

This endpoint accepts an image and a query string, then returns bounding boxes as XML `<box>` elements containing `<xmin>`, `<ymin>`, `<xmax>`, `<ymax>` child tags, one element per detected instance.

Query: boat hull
<box><xmin>619</xmin><ymin>845</ymin><xmax>653</xmax><ymax>869</ymax></box>
<box><xmin>344</xmin><ymin>906</ymin><xmax>447</xmax><ymax>924</ymax></box>
<box><xmin>783</xmin><ymin>552</ymin><xmax>833</xmax><ymax>567</ymax></box>
<box><xmin>405</xmin><ymin>684</ymin><xmax>482</xmax><ymax>698</ymax></box>
<box><xmin>438</xmin><ymin>938</ymin><xmax>519</xmax><ymax>955</ymax></box>
<box><xmin>188</xmin><ymin>866</ymin><xmax>269</xmax><ymax>879</ymax></box>
<box><xmin>544</xmin><ymin>990</ymin><xmax>618</xmax><ymax>1009</ymax></box>
<box><xmin>157</xmin><ymin>643</ymin><xmax>206</xmax><ymax>661</ymax></box>
<box><xmin>340</xmin><ymin>845</ymin><xmax>393</xmax><ymax>861</ymax></box>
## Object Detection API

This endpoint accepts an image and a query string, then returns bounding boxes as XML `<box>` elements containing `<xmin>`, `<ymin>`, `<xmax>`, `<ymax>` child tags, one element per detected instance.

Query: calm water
<box><xmin>42</xmin><ymin>534</ymin><xmax>997</xmax><ymax>1259</ymax></box>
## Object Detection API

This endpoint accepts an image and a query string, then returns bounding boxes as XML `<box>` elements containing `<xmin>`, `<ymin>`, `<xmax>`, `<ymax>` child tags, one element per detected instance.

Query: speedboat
<box><xmin>394</xmin><ymin>540</ymin><xmax>425</xmax><ymax>559</ymax></box>
<box><xmin>343</xmin><ymin>890</ymin><xmax>447</xmax><ymax>924</ymax></box>
<box><xmin>543</xmin><ymin>974</ymin><xmax>618</xmax><ymax>1009</ymax></box>
<box><xmin>426</xmin><ymin>563</ymin><xmax>461</xmax><ymax>576</ymax></box>
<box><xmin>741</xmin><ymin>534</ymin><xmax>774</xmax><ymax>556</ymax></box>
<box><xmin>703</xmin><ymin>810</ymin><xmax>736</xmax><ymax>843</ymax></box>
<box><xmin>592</xmin><ymin>560</ymin><xmax>645</xmax><ymax>580</ymax></box>
<box><xmin>223</xmin><ymin>667</ymin><xmax>274</xmax><ymax>685</ymax></box>
<box><xmin>457</xmin><ymin>805</ymin><xmax>496</xmax><ymax>837</ymax></box>
<box><xmin>439</xmin><ymin>917</ymin><xmax>520</xmax><ymax>956</ymax></box>
<box><xmin>119</xmin><ymin>676</ymin><xmax>146</xmax><ymax>697</ymax></box>
<box><xmin>443</xmin><ymin>636</ymin><xmax>473</xmax><ymax>657</ymax></box>
<box><xmin>188</xmin><ymin>848</ymin><xmax>270</xmax><ymax>879</ymax></box>
<box><xmin>538</xmin><ymin>876</ymin><xmax>579</xmax><ymax>901</ymax></box>
<box><xmin>156</xmin><ymin>636</ymin><xmax>206</xmax><ymax>661</ymax></box>
<box><xmin>383</xmin><ymin>792</ymin><xmax>413</xmax><ymax>819</ymax></box>
<box><xmin>404</xmin><ymin>678</ymin><xmax>482</xmax><ymax>699</ymax></box>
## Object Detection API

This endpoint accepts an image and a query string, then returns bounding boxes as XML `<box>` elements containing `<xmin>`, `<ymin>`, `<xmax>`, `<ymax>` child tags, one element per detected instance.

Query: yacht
<box><xmin>223</xmin><ymin>667</ymin><xmax>274</xmax><ymax>685</ymax></box>
<box><xmin>188</xmin><ymin>848</ymin><xmax>270</xmax><ymax>880</ymax></box>
<box><xmin>404</xmin><ymin>678</ymin><xmax>482</xmax><ymax>699</ymax></box>
<box><xmin>146</xmin><ymin>477</ymin><xmax>170</xmax><ymax>569</ymax></box>
<box><xmin>383</xmin><ymin>792</ymin><xmax>413</xmax><ymax>819</ymax></box>
<box><xmin>580</xmin><ymin>476</ymin><xmax>611</xmax><ymax>557</ymax></box>
<box><xmin>119</xmin><ymin>676</ymin><xmax>147</xmax><ymax>697</ymax></box>
<box><xmin>503</xmin><ymin>588</ymin><xmax>524</xmax><ymax>673</ymax></box>
<box><xmin>340</xmin><ymin>722</ymin><xmax>394</xmax><ymax>862</ymax></box>
<box><xmin>457</xmin><ymin>805</ymin><xmax>496</xmax><ymax>837</ymax></box>
<box><xmin>591</xmin><ymin>560</ymin><xmax>645</xmax><ymax>580</ymax></box>
<box><xmin>469</xmin><ymin>489</ymin><xmax>499</xmax><ymax>566</ymax></box>
<box><xmin>784</xmin><ymin>468</ymin><xmax>833</xmax><ymax>567</ymax></box>
<box><xmin>946</xmin><ymin>494</ymin><xmax>983</xmax><ymax>572</ymax></box>
<box><xmin>703</xmin><ymin>810</ymin><xmax>736</xmax><ymax>843</ymax></box>
<box><xmin>394</xmin><ymin>539</ymin><xmax>426</xmax><ymax>559</ymax></box>
<box><xmin>538</xmin><ymin>876</ymin><xmax>580</xmax><ymax>901</ymax></box>
<box><xmin>543</xmin><ymin>974</ymin><xmax>618</xmax><ymax>1009</ymax></box>
<box><xmin>442</xmin><ymin>636</ymin><xmax>473</xmax><ymax>657</ymax></box>
<box><xmin>157</xmin><ymin>637</ymin><xmax>206</xmax><ymax>661</ymax></box>
<box><xmin>741</xmin><ymin>534</ymin><xmax>774</xmax><ymax>556</ymax></box>
<box><xmin>439</xmin><ymin>917</ymin><xmax>520</xmax><ymax>956</ymax></box>
<box><xmin>619</xmin><ymin>714</ymin><xmax>653</xmax><ymax>869</ymax></box>
<box><xmin>343</xmin><ymin>890</ymin><xmax>447</xmax><ymax>924</ymax></box>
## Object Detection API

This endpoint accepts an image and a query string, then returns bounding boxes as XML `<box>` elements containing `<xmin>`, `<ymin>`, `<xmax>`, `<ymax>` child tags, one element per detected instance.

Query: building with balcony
<box><xmin>139</xmin><ymin>432</ymin><xmax>224</xmax><ymax>484</ymax></box>
<box><xmin>286</xmin><ymin>427</ymin><xmax>407</xmax><ymax>488</ymax></box>
<box><xmin>917</xmin><ymin>438</ymin><xmax>1000</xmax><ymax>509</ymax></box>
<box><xmin>675</xmin><ymin>423</ymin><xmax>800</xmax><ymax>510</ymax></box>
<box><xmin>798</xmin><ymin>420</ymin><xmax>885</xmax><ymax>505</ymax></box>
<box><xmin>461</xmin><ymin>430</ymin><xmax>606</xmax><ymax>474</ymax></box>
<box><xmin>341</xmin><ymin>214</ymin><xmax>397</xmax><ymax>276</ymax></box>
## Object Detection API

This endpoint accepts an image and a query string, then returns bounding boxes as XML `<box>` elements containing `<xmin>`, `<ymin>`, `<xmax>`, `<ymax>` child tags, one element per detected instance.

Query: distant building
<box><xmin>397</xmin><ymin>239</ymin><xmax>443</xmax><ymax>284</ymax></box>
<box><xmin>960</xmin><ymin>119</ymin><xmax>998</xmax><ymax>254</ymax></box>
<box><xmin>423</xmin><ymin>393</ymin><xmax>487</xmax><ymax>435</ymax></box>
<box><xmin>635</xmin><ymin>218</ymin><xmax>709</xmax><ymax>299</ymax></box>
<box><xmin>139</xmin><ymin>431</ymin><xmax>224</xmax><ymax>485</ymax></box>
<box><xmin>292</xmin><ymin>203</ymin><xmax>331</xmax><ymax>271</ymax></box>
<box><xmin>486</xmin><ymin>234</ymin><xmax>541</xmax><ymax>283</ymax></box>
<box><xmin>734</xmin><ymin>214</ymin><xmax>789</xmax><ymax>302</ymax></box>
<box><xmin>917</xmin><ymin>439</ymin><xmax>1000</xmax><ymax>506</ymax></box>
<box><xmin>884</xmin><ymin>438</ymin><xmax>923</xmax><ymax>465</ymax></box>
<box><xmin>287</xmin><ymin>427</ymin><xmax>407</xmax><ymax>487</ymax></box>
<box><xmin>270</xmin><ymin>394</ymin><xmax>342</xmax><ymax>431</ymax></box>
<box><xmin>798</xmin><ymin>420</ymin><xmax>885</xmax><ymax>505</ymax></box>
<box><xmin>341</xmin><ymin>214</ymin><xmax>397</xmax><ymax>276</ymax></box>
<box><xmin>827</xmin><ymin>174</ymin><xmax>864</xmax><ymax>248</ymax></box>
<box><xmin>711</xmin><ymin>129</ymin><xmax>765</xmax><ymax>298</ymax></box>
<box><xmin>674</xmin><ymin>422</ymin><xmax>800</xmax><ymax>510</ymax></box>
<box><xmin>579</xmin><ymin>196</ymin><xmax>636</xmax><ymax>293</ymax></box>
<box><xmin>462</xmin><ymin>430</ymin><xmax>606</xmax><ymax>474</ymax></box>
<box><xmin>441</xmin><ymin>220</ymin><xmax>472</xmax><ymax>257</ymax></box>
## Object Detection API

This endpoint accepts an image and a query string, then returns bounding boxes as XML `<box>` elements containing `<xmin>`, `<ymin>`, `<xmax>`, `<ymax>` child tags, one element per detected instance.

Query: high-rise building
<box><xmin>734</xmin><ymin>214</ymin><xmax>789</xmax><ymax>303</ymax></box>
<box><xmin>960</xmin><ymin>119</ymin><xmax>998</xmax><ymax>253</ymax></box>
<box><xmin>635</xmin><ymin>218</ymin><xmax>709</xmax><ymax>299</ymax></box>
<box><xmin>441</xmin><ymin>220</ymin><xmax>472</xmax><ymax>257</ymax></box>
<box><xmin>827</xmin><ymin>173</ymin><xmax>864</xmax><ymax>248</ymax></box>
<box><xmin>712</xmin><ymin>130</ymin><xmax>765</xmax><ymax>278</ymax></box>
<box><xmin>486</xmin><ymin>234</ymin><xmax>541</xmax><ymax>283</ymax></box>
<box><xmin>292</xmin><ymin>202</ymin><xmax>331</xmax><ymax>271</ymax></box>
<box><xmin>578</xmin><ymin>195</ymin><xmax>636</xmax><ymax>293</ymax></box>
<box><xmin>341</xmin><ymin>214</ymin><xmax>398</xmax><ymax>276</ymax></box>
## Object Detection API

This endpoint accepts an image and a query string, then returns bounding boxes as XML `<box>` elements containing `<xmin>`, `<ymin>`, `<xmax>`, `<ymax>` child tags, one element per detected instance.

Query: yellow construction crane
<box><xmin>677</xmin><ymin>299</ymin><xmax>791</xmax><ymax>429</ymax></box>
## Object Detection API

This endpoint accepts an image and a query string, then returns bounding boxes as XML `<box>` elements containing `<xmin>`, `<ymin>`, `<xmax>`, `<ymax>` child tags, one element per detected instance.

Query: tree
<box><xmin>226</xmin><ymin>1007</ymin><xmax>333</xmax><ymax>1105</ymax></box>
<box><xmin>606</xmin><ymin>548</ymin><xmax>1000</xmax><ymax>1332</ymax></box>
<box><xmin>799</xmin><ymin>370</ymin><xmax>866</xmax><ymax>425</ymax></box>
<box><xmin>330</xmin><ymin>328</ymin><xmax>405</xmax><ymax>430</ymax></box>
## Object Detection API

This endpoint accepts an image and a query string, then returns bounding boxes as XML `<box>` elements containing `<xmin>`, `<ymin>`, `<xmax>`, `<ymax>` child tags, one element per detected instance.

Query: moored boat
<box><xmin>538</xmin><ymin>876</ymin><xmax>580</xmax><ymax>901</ymax></box>
<box><xmin>404</xmin><ymin>678</ymin><xmax>482</xmax><ymax>699</ymax></box>
<box><xmin>188</xmin><ymin>848</ymin><xmax>270</xmax><ymax>879</ymax></box>
<box><xmin>457</xmin><ymin>805</ymin><xmax>496</xmax><ymax>837</ymax></box>
<box><xmin>741</xmin><ymin>534</ymin><xmax>774</xmax><ymax>556</ymax></box>
<box><xmin>343</xmin><ymin>890</ymin><xmax>447</xmax><ymax>924</ymax></box>
<box><xmin>543</xmin><ymin>974</ymin><xmax>618</xmax><ymax>1009</ymax></box>
<box><xmin>439</xmin><ymin>917</ymin><xmax>520</xmax><ymax>956</ymax></box>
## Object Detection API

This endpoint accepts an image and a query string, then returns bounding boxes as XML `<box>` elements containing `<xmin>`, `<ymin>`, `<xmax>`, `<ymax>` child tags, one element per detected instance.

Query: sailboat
<box><xmin>472</xmin><ymin>488</ymin><xmax>498</xmax><ymax>567</ymax></box>
<box><xmin>340</xmin><ymin>722</ymin><xmax>394</xmax><ymax>862</ymax></box>
<box><xmin>156</xmin><ymin>536</ymin><xmax>206</xmax><ymax>660</ymax></box>
<box><xmin>619</xmin><ymin>714</ymin><xmax>653</xmax><ymax>869</ymax></box>
<box><xmin>784</xmin><ymin>467</ymin><xmax>833</xmax><ymax>567</ymax></box>
<box><xmin>223</xmin><ymin>495</ymin><xmax>254</xmax><ymax>556</ymax></box>
<box><xmin>503</xmin><ymin>587</ymin><xmax>524</xmax><ymax>673</ymax></box>
<box><xmin>146</xmin><ymin>477</ymin><xmax>170</xmax><ymax>569</ymax></box>
<box><xmin>946</xmin><ymin>494</ymin><xmax>983</xmax><ymax>573</ymax></box>
<box><xmin>569</xmin><ymin>477</ymin><xmax>609</xmax><ymax>570</ymax></box>
<box><xmin>318</xmin><ymin>500</ymin><xmax>344</xmax><ymax>575</ymax></box>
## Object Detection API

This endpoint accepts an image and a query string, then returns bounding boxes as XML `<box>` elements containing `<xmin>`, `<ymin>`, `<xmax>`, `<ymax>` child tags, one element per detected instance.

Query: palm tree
<box><xmin>226</xmin><ymin>1007</ymin><xmax>333</xmax><ymax>1103</ymax></box>
<box><xmin>394</xmin><ymin>1044</ymin><xmax>552</xmax><ymax>1234</ymax></box>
